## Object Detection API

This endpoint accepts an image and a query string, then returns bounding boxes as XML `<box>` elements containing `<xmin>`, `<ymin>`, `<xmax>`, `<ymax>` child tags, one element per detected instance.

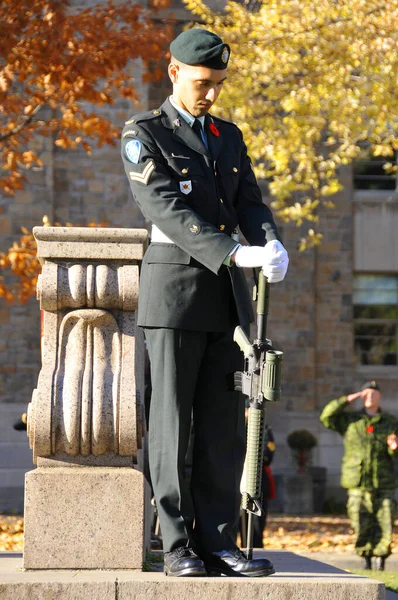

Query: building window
<box><xmin>354</xmin><ymin>153</ymin><xmax>398</xmax><ymax>190</ymax></box>
<box><xmin>354</xmin><ymin>275</ymin><xmax>398</xmax><ymax>366</ymax></box>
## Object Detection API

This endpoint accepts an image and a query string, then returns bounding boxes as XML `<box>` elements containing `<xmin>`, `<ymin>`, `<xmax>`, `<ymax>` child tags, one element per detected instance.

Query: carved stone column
<box><xmin>23</xmin><ymin>227</ymin><xmax>150</xmax><ymax>570</ymax></box>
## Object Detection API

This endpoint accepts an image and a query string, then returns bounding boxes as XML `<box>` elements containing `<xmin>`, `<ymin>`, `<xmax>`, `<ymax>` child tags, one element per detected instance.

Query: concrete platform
<box><xmin>0</xmin><ymin>550</ymin><xmax>385</xmax><ymax>600</ymax></box>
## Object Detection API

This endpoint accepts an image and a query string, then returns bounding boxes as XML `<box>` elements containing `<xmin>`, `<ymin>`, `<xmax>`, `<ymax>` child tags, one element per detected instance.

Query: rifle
<box><xmin>234</xmin><ymin>269</ymin><xmax>283</xmax><ymax>560</ymax></box>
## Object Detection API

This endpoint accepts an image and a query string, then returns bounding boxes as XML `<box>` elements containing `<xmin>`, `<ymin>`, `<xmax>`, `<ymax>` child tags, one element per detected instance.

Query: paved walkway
<box><xmin>298</xmin><ymin>552</ymin><xmax>398</xmax><ymax>599</ymax></box>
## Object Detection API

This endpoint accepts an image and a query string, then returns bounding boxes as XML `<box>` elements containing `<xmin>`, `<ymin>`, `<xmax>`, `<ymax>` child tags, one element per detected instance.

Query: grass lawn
<box><xmin>350</xmin><ymin>569</ymin><xmax>398</xmax><ymax>593</ymax></box>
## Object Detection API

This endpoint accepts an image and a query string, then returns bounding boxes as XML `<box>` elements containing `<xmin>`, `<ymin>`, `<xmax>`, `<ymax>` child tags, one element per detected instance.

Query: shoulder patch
<box><xmin>125</xmin><ymin>140</ymin><xmax>142</xmax><ymax>164</ymax></box>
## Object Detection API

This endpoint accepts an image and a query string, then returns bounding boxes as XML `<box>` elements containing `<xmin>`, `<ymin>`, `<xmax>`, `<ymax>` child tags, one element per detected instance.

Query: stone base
<box><xmin>0</xmin><ymin>551</ymin><xmax>384</xmax><ymax>600</ymax></box>
<box><xmin>283</xmin><ymin>472</ymin><xmax>314</xmax><ymax>514</ymax></box>
<box><xmin>23</xmin><ymin>467</ymin><xmax>149</xmax><ymax>570</ymax></box>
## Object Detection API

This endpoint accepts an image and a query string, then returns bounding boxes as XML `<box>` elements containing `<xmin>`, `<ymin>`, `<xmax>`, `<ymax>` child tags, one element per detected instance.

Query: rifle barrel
<box><xmin>256</xmin><ymin>271</ymin><xmax>269</xmax><ymax>342</ymax></box>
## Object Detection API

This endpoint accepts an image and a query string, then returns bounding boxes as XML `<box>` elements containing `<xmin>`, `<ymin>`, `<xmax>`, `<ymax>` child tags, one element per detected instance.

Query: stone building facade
<box><xmin>1</xmin><ymin>3</ymin><xmax>398</xmax><ymax>512</ymax></box>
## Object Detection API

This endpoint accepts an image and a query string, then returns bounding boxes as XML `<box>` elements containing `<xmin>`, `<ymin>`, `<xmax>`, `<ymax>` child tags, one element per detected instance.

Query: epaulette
<box><xmin>124</xmin><ymin>108</ymin><xmax>163</xmax><ymax>126</ymax></box>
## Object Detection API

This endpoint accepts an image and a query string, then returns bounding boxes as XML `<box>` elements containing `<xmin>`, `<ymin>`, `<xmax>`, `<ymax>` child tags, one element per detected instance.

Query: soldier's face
<box><xmin>169</xmin><ymin>62</ymin><xmax>227</xmax><ymax>117</ymax></box>
<box><xmin>362</xmin><ymin>388</ymin><xmax>381</xmax><ymax>410</ymax></box>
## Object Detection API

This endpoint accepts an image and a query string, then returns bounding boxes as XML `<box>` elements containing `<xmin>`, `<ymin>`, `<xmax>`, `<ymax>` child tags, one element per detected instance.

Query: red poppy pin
<box><xmin>366</xmin><ymin>425</ymin><xmax>374</xmax><ymax>433</ymax></box>
<box><xmin>209</xmin><ymin>123</ymin><xmax>220</xmax><ymax>137</ymax></box>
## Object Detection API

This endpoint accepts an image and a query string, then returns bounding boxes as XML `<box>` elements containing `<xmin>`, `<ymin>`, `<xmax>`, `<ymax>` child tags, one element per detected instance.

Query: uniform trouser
<box><xmin>347</xmin><ymin>488</ymin><xmax>397</xmax><ymax>557</ymax></box>
<box><xmin>144</xmin><ymin>327</ymin><xmax>246</xmax><ymax>554</ymax></box>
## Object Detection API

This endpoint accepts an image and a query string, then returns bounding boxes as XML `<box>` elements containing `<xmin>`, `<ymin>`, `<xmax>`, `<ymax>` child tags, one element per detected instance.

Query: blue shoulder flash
<box><xmin>125</xmin><ymin>139</ymin><xmax>142</xmax><ymax>164</ymax></box>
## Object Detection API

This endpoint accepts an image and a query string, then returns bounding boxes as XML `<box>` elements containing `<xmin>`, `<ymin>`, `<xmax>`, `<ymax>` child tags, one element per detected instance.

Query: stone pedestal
<box><xmin>24</xmin><ymin>467</ymin><xmax>148</xmax><ymax>570</ymax></box>
<box><xmin>23</xmin><ymin>227</ymin><xmax>149</xmax><ymax>570</ymax></box>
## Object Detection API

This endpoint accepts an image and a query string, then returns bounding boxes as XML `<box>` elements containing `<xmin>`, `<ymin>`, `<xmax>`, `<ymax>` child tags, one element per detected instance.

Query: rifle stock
<box><xmin>233</xmin><ymin>326</ymin><xmax>254</xmax><ymax>359</ymax></box>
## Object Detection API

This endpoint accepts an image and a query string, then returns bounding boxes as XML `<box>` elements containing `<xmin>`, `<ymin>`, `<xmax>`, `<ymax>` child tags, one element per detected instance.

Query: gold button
<box><xmin>220</xmin><ymin>198</ymin><xmax>224</xmax><ymax>203</ymax></box>
<box><xmin>181</xmin><ymin>168</ymin><xmax>189</xmax><ymax>175</ymax></box>
<box><xmin>153</xmin><ymin>110</ymin><xmax>160</xmax><ymax>115</ymax></box>
<box><xmin>219</xmin><ymin>224</ymin><xmax>225</xmax><ymax>231</ymax></box>
<box><xmin>233</xmin><ymin>167</ymin><xmax>238</xmax><ymax>173</ymax></box>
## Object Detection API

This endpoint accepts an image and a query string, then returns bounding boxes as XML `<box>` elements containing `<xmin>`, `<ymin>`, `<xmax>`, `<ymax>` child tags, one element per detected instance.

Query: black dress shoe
<box><xmin>363</xmin><ymin>556</ymin><xmax>372</xmax><ymax>570</ymax></box>
<box><xmin>374</xmin><ymin>556</ymin><xmax>385</xmax><ymax>571</ymax></box>
<box><xmin>163</xmin><ymin>547</ymin><xmax>207</xmax><ymax>577</ymax></box>
<box><xmin>204</xmin><ymin>548</ymin><xmax>275</xmax><ymax>577</ymax></box>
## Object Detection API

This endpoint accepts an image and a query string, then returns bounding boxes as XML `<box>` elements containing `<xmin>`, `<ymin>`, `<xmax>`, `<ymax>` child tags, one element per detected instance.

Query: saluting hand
<box><xmin>346</xmin><ymin>391</ymin><xmax>364</xmax><ymax>403</ymax></box>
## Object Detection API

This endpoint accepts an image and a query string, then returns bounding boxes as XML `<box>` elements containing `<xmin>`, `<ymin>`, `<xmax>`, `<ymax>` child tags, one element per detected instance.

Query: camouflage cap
<box><xmin>361</xmin><ymin>380</ymin><xmax>381</xmax><ymax>392</ymax></box>
<box><xmin>170</xmin><ymin>29</ymin><xmax>230</xmax><ymax>70</ymax></box>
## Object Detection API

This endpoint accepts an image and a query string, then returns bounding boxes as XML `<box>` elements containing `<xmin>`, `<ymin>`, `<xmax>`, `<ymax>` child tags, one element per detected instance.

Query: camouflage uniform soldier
<box><xmin>320</xmin><ymin>381</ymin><xmax>398</xmax><ymax>571</ymax></box>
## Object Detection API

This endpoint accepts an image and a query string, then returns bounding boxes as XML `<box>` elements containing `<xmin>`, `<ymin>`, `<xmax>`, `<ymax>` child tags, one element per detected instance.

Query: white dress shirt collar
<box><xmin>169</xmin><ymin>96</ymin><xmax>205</xmax><ymax>128</ymax></box>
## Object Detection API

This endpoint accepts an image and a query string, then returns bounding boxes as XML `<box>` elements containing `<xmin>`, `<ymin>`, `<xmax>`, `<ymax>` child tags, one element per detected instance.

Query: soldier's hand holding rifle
<box><xmin>231</xmin><ymin>240</ymin><xmax>289</xmax><ymax>283</ymax></box>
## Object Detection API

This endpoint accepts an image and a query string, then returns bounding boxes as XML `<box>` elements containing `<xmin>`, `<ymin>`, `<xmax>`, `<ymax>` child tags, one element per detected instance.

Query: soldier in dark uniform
<box><xmin>121</xmin><ymin>28</ymin><xmax>289</xmax><ymax>577</ymax></box>
<box><xmin>320</xmin><ymin>381</ymin><xmax>398</xmax><ymax>571</ymax></box>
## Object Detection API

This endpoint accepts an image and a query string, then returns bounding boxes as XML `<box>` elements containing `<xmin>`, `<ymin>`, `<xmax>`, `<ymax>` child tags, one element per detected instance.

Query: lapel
<box><xmin>205</xmin><ymin>114</ymin><xmax>222</xmax><ymax>162</ymax></box>
<box><xmin>160</xmin><ymin>98</ymin><xmax>210</xmax><ymax>158</ymax></box>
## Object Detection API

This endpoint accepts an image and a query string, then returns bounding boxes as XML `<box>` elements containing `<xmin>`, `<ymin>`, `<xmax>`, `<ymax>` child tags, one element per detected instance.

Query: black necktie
<box><xmin>192</xmin><ymin>118</ymin><xmax>204</xmax><ymax>140</ymax></box>
<box><xmin>192</xmin><ymin>118</ymin><xmax>209</xmax><ymax>151</ymax></box>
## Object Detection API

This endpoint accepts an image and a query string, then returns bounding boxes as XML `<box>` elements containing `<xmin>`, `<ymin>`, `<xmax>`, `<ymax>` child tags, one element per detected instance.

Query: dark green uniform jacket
<box><xmin>320</xmin><ymin>396</ymin><xmax>398</xmax><ymax>490</ymax></box>
<box><xmin>121</xmin><ymin>98</ymin><xmax>281</xmax><ymax>331</ymax></box>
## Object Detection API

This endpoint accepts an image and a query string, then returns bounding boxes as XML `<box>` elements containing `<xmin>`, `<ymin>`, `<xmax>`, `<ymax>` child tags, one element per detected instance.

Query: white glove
<box><xmin>234</xmin><ymin>240</ymin><xmax>289</xmax><ymax>283</ymax></box>
<box><xmin>261</xmin><ymin>240</ymin><xmax>289</xmax><ymax>283</ymax></box>
<box><xmin>234</xmin><ymin>245</ymin><xmax>267</xmax><ymax>268</ymax></box>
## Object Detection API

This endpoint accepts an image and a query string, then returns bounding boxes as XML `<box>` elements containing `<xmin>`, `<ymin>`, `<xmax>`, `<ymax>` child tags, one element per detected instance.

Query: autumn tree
<box><xmin>4</xmin><ymin>1</ymin><xmax>398</xmax><ymax>299</ymax></box>
<box><xmin>0</xmin><ymin>0</ymin><xmax>171</xmax><ymax>196</ymax></box>
<box><xmin>184</xmin><ymin>0</ymin><xmax>398</xmax><ymax>247</ymax></box>
<box><xmin>0</xmin><ymin>0</ymin><xmax>171</xmax><ymax>301</ymax></box>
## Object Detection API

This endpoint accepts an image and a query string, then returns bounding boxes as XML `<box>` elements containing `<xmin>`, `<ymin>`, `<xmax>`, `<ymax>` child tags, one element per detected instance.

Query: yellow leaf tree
<box><xmin>184</xmin><ymin>0</ymin><xmax>398</xmax><ymax>247</ymax></box>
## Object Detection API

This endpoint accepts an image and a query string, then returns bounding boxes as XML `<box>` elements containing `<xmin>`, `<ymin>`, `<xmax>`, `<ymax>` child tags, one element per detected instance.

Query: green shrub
<box><xmin>287</xmin><ymin>429</ymin><xmax>317</xmax><ymax>450</ymax></box>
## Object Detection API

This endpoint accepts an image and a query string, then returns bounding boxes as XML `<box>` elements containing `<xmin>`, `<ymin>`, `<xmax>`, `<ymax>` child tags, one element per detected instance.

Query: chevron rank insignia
<box><xmin>125</xmin><ymin>139</ymin><xmax>142</xmax><ymax>164</ymax></box>
<box><xmin>129</xmin><ymin>160</ymin><xmax>155</xmax><ymax>185</ymax></box>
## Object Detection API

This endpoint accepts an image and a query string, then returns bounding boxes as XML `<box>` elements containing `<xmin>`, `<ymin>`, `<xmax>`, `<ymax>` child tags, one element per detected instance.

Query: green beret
<box><xmin>170</xmin><ymin>29</ymin><xmax>230</xmax><ymax>70</ymax></box>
